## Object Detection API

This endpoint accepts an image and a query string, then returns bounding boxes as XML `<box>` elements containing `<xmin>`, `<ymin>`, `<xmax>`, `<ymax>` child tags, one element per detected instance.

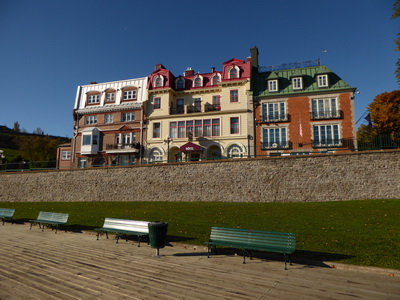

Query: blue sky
<box><xmin>0</xmin><ymin>0</ymin><xmax>398</xmax><ymax>137</ymax></box>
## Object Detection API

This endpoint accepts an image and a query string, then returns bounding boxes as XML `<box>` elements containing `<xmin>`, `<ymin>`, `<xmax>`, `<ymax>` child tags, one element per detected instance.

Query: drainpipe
<box><xmin>140</xmin><ymin>103</ymin><xmax>145</xmax><ymax>164</ymax></box>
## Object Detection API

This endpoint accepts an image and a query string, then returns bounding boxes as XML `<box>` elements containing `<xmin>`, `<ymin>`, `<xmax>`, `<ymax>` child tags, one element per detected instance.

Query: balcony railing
<box><xmin>262</xmin><ymin>113</ymin><xmax>289</xmax><ymax>123</ymax></box>
<box><xmin>170</xmin><ymin>107</ymin><xmax>185</xmax><ymax>115</ymax></box>
<box><xmin>310</xmin><ymin>110</ymin><xmax>342</xmax><ymax>120</ymax></box>
<box><xmin>205</xmin><ymin>104</ymin><xmax>221</xmax><ymax>112</ymax></box>
<box><xmin>262</xmin><ymin>141</ymin><xmax>291</xmax><ymax>150</ymax></box>
<box><xmin>312</xmin><ymin>139</ymin><xmax>342</xmax><ymax>148</ymax></box>
<box><xmin>106</xmin><ymin>143</ymin><xmax>140</xmax><ymax>152</ymax></box>
<box><xmin>187</xmin><ymin>106</ymin><xmax>202</xmax><ymax>113</ymax></box>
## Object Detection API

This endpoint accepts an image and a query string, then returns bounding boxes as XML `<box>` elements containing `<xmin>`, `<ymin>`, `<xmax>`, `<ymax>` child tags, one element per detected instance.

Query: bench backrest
<box><xmin>210</xmin><ymin>227</ymin><xmax>296</xmax><ymax>253</ymax></box>
<box><xmin>102</xmin><ymin>218</ymin><xmax>149</xmax><ymax>233</ymax></box>
<box><xmin>37</xmin><ymin>211</ymin><xmax>69</xmax><ymax>223</ymax></box>
<box><xmin>0</xmin><ymin>208</ymin><xmax>15</xmax><ymax>218</ymax></box>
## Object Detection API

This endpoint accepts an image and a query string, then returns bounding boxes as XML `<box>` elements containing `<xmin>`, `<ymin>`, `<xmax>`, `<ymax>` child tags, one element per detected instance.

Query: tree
<box><xmin>33</xmin><ymin>127</ymin><xmax>44</xmax><ymax>135</ymax></box>
<box><xmin>16</xmin><ymin>136</ymin><xmax>63</xmax><ymax>161</ymax></box>
<box><xmin>392</xmin><ymin>0</ymin><xmax>400</xmax><ymax>83</ymax></box>
<box><xmin>13</xmin><ymin>121</ymin><xmax>21</xmax><ymax>132</ymax></box>
<box><xmin>368</xmin><ymin>90</ymin><xmax>400</xmax><ymax>136</ymax></box>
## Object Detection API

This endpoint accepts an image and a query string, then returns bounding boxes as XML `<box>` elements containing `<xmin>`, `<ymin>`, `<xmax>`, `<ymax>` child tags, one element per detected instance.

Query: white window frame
<box><xmin>311</xmin><ymin>97</ymin><xmax>339</xmax><ymax>119</ymax></box>
<box><xmin>228</xmin><ymin>66</ymin><xmax>240</xmax><ymax>79</ymax></box>
<box><xmin>61</xmin><ymin>150</ymin><xmax>71</xmax><ymax>160</ymax></box>
<box><xmin>262</xmin><ymin>102</ymin><xmax>287</xmax><ymax>122</ymax></box>
<box><xmin>123</xmin><ymin>90</ymin><xmax>137</xmax><ymax>100</ymax></box>
<box><xmin>262</xmin><ymin>126</ymin><xmax>289</xmax><ymax>149</ymax></box>
<box><xmin>106</xmin><ymin>92</ymin><xmax>115</xmax><ymax>102</ymax></box>
<box><xmin>104</xmin><ymin>114</ymin><xmax>113</xmax><ymax>124</ymax></box>
<box><xmin>268</xmin><ymin>80</ymin><xmax>278</xmax><ymax>92</ymax></box>
<box><xmin>292</xmin><ymin>77</ymin><xmax>303</xmax><ymax>90</ymax></box>
<box><xmin>149</xmin><ymin>148</ymin><xmax>163</xmax><ymax>162</ymax></box>
<box><xmin>317</xmin><ymin>75</ymin><xmax>329</xmax><ymax>87</ymax></box>
<box><xmin>193</xmin><ymin>75</ymin><xmax>203</xmax><ymax>87</ymax></box>
<box><xmin>211</xmin><ymin>73</ymin><xmax>221</xmax><ymax>85</ymax></box>
<box><xmin>84</xmin><ymin>115</ymin><xmax>97</xmax><ymax>125</ymax></box>
<box><xmin>313</xmin><ymin>124</ymin><xmax>341</xmax><ymax>147</ymax></box>
<box><xmin>227</xmin><ymin>144</ymin><xmax>244</xmax><ymax>158</ymax></box>
<box><xmin>87</xmin><ymin>94</ymin><xmax>100</xmax><ymax>104</ymax></box>
<box><xmin>122</xmin><ymin>112</ymin><xmax>135</xmax><ymax>122</ymax></box>
<box><xmin>154</xmin><ymin>75</ymin><xmax>164</xmax><ymax>87</ymax></box>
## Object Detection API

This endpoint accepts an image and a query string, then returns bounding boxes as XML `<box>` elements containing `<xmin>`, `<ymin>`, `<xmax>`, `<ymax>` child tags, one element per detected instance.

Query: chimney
<box><xmin>90</xmin><ymin>82</ymin><xmax>97</xmax><ymax>84</ymax></box>
<box><xmin>184</xmin><ymin>67</ymin><xmax>194</xmax><ymax>77</ymax></box>
<box><xmin>155</xmin><ymin>64</ymin><xmax>165</xmax><ymax>71</ymax></box>
<box><xmin>250</xmin><ymin>46</ymin><xmax>259</xmax><ymax>68</ymax></box>
<box><xmin>211</xmin><ymin>67</ymin><xmax>215</xmax><ymax>73</ymax></box>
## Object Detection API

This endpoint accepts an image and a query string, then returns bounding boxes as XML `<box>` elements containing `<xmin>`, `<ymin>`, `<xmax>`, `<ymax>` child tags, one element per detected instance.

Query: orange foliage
<box><xmin>368</xmin><ymin>90</ymin><xmax>400</xmax><ymax>135</ymax></box>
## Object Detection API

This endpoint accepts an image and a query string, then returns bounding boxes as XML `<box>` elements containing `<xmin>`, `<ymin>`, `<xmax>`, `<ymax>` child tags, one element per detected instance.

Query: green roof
<box><xmin>255</xmin><ymin>65</ymin><xmax>354</xmax><ymax>98</ymax></box>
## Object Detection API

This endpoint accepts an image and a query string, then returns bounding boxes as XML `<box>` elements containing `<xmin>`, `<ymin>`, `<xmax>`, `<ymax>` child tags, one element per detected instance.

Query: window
<box><xmin>317</xmin><ymin>75</ymin><xmax>329</xmax><ymax>87</ymax></box>
<box><xmin>154</xmin><ymin>76</ymin><xmax>163</xmax><ymax>87</ymax></box>
<box><xmin>169</xmin><ymin>122</ymin><xmax>177</xmax><ymax>138</ymax></box>
<box><xmin>186</xmin><ymin>121</ymin><xmax>193</xmax><ymax>137</ymax></box>
<box><xmin>84</xmin><ymin>115</ymin><xmax>97</xmax><ymax>125</ymax></box>
<box><xmin>149</xmin><ymin>148</ymin><xmax>163</xmax><ymax>162</ymax></box>
<box><xmin>212</xmin><ymin>119</ymin><xmax>220</xmax><ymax>136</ymax></box>
<box><xmin>311</xmin><ymin>98</ymin><xmax>339</xmax><ymax>119</ymax></box>
<box><xmin>262</xmin><ymin>102</ymin><xmax>287</xmax><ymax>122</ymax></box>
<box><xmin>176</xmin><ymin>78</ymin><xmax>185</xmax><ymax>89</ymax></box>
<box><xmin>212</xmin><ymin>74</ymin><xmax>220</xmax><ymax>85</ymax></box>
<box><xmin>105</xmin><ymin>114</ymin><xmax>113</xmax><ymax>124</ymax></box>
<box><xmin>122</xmin><ymin>112</ymin><xmax>135</xmax><ymax>122</ymax></box>
<box><xmin>227</xmin><ymin>144</ymin><xmax>243</xmax><ymax>158</ymax></box>
<box><xmin>178</xmin><ymin>121</ymin><xmax>185</xmax><ymax>138</ymax></box>
<box><xmin>195</xmin><ymin>120</ymin><xmax>203</xmax><ymax>137</ymax></box>
<box><xmin>229</xmin><ymin>66</ymin><xmax>239</xmax><ymax>79</ymax></box>
<box><xmin>313</xmin><ymin>124</ymin><xmax>340</xmax><ymax>147</ymax></box>
<box><xmin>292</xmin><ymin>77</ymin><xmax>303</xmax><ymax>90</ymax></box>
<box><xmin>230</xmin><ymin>117</ymin><xmax>239</xmax><ymax>134</ymax></box>
<box><xmin>87</xmin><ymin>94</ymin><xmax>100</xmax><ymax>104</ymax></box>
<box><xmin>193</xmin><ymin>98</ymin><xmax>201</xmax><ymax>112</ymax></box>
<box><xmin>211</xmin><ymin>95</ymin><xmax>221</xmax><ymax>111</ymax></box>
<box><xmin>82</xmin><ymin>135</ymin><xmax>91</xmax><ymax>145</ymax></box>
<box><xmin>123</xmin><ymin>90</ymin><xmax>137</xmax><ymax>100</ymax></box>
<box><xmin>268</xmin><ymin>80</ymin><xmax>278</xmax><ymax>92</ymax></box>
<box><xmin>121</xmin><ymin>133</ymin><xmax>131</xmax><ymax>145</ymax></box>
<box><xmin>153</xmin><ymin>123</ymin><xmax>161</xmax><ymax>138</ymax></box>
<box><xmin>62</xmin><ymin>151</ymin><xmax>71</xmax><ymax>160</ymax></box>
<box><xmin>230</xmin><ymin>90</ymin><xmax>239</xmax><ymax>103</ymax></box>
<box><xmin>194</xmin><ymin>77</ymin><xmax>202</xmax><ymax>87</ymax></box>
<box><xmin>203</xmin><ymin>119</ymin><xmax>211</xmax><ymax>137</ymax></box>
<box><xmin>106</xmin><ymin>92</ymin><xmax>115</xmax><ymax>102</ymax></box>
<box><xmin>262</xmin><ymin>127</ymin><xmax>288</xmax><ymax>149</ymax></box>
<box><xmin>154</xmin><ymin>97</ymin><xmax>161</xmax><ymax>109</ymax></box>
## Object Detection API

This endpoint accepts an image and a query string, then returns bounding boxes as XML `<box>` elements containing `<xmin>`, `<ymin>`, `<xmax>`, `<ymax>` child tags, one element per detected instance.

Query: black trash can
<box><xmin>148</xmin><ymin>222</ymin><xmax>168</xmax><ymax>256</ymax></box>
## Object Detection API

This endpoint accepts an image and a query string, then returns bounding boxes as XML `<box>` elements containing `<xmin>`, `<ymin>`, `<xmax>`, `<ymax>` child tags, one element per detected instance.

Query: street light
<box><xmin>163</xmin><ymin>135</ymin><xmax>173</xmax><ymax>162</ymax></box>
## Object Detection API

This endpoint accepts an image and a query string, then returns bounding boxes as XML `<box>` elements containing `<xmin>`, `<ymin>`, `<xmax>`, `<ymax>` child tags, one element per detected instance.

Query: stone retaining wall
<box><xmin>1</xmin><ymin>150</ymin><xmax>399</xmax><ymax>203</ymax></box>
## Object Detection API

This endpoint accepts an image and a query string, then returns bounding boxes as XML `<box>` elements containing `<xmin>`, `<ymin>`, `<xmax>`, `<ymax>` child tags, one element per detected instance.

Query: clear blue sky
<box><xmin>0</xmin><ymin>0</ymin><xmax>398</xmax><ymax>137</ymax></box>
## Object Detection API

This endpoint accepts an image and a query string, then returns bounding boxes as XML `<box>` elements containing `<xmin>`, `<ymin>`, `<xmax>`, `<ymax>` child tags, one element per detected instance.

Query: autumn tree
<box><xmin>13</xmin><ymin>121</ymin><xmax>21</xmax><ymax>132</ymax></box>
<box><xmin>16</xmin><ymin>136</ymin><xmax>63</xmax><ymax>161</ymax></box>
<box><xmin>368</xmin><ymin>90</ymin><xmax>400</xmax><ymax>136</ymax></box>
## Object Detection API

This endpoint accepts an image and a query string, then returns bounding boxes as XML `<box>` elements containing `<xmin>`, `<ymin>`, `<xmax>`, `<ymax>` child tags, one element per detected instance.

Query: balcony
<box><xmin>205</xmin><ymin>104</ymin><xmax>221</xmax><ymax>112</ymax></box>
<box><xmin>312</xmin><ymin>139</ymin><xmax>342</xmax><ymax>148</ymax></box>
<box><xmin>262</xmin><ymin>113</ymin><xmax>289</xmax><ymax>123</ymax></box>
<box><xmin>106</xmin><ymin>143</ymin><xmax>140</xmax><ymax>153</ymax></box>
<box><xmin>170</xmin><ymin>107</ymin><xmax>185</xmax><ymax>115</ymax></box>
<box><xmin>187</xmin><ymin>105</ymin><xmax>202</xmax><ymax>114</ymax></box>
<box><xmin>262</xmin><ymin>141</ymin><xmax>291</xmax><ymax>150</ymax></box>
<box><xmin>310</xmin><ymin>110</ymin><xmax>342</xmax><ymax>120</ymax></box>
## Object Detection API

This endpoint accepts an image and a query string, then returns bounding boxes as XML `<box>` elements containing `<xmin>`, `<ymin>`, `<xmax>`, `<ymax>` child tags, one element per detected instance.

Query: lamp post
<box><xmin>163</xmin><ymin>135</ymin><xmax>173</xmax><ymax>162</ymax></box>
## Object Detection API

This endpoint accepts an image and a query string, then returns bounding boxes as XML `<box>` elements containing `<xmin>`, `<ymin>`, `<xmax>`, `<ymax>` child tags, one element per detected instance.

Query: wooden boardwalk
<box><xmin>0</xmin><ymin>223</ymin><xmax>399</xmax><ymax>299</ymax></box>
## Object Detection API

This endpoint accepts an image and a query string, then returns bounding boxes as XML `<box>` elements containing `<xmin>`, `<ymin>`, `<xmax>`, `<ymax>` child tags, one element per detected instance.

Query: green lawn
<box><xmin>1</xmin><ymin>199</ymin><xmax>399</xmax><ymax>269</ymax></box>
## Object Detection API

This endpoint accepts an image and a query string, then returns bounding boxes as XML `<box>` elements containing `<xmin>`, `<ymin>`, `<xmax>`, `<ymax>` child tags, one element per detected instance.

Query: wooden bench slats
<box><xmin>95</xmin><ymin>218</ymin><xmax>150</xmax><ymax>246</ymax></box>
<box><xmin>206</xmin><ymin>227</ymin><xmax>296</xmax><ymax>269</ymax></box>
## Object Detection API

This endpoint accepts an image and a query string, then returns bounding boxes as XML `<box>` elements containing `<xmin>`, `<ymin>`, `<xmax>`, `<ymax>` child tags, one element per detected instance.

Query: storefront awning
<box><xmin>180</xmin><ymin>142</ymin><xmax>204</xmax><ymax>152</ymax></box>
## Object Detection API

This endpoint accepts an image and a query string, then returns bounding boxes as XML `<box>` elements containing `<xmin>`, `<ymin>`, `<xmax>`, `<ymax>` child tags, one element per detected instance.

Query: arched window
<box><xmin>176</xmin><ymin>78</ymin><xmax>185</xmax><ymax>89</ymax></box>
<box><xmin>227</xmin><ymin>144</ymin><xmax>244</xmax><ymax>158</ymax></box>
<box><xmin>212</xmin><ymin>74</ymin><xmax>221</xmax><ymax>85</ymax></box>
<box><xmin>194</xmin><ymin>76</ymin><xmax>202</xmax><ymax>87</ymax></box>
<box><xmin>154</xmin><ymin>75</ymin><xmax>164</xmax><ymax>87</ymax></box>
<box><xmin>228</xmin><ymin>66</ymin><xmax>239</xmax><ymax>79</ymax></box>
<box><xmin>149</xmin><ymin>148</ymin><xmax>163</xmax><ymax>162</ymax></box>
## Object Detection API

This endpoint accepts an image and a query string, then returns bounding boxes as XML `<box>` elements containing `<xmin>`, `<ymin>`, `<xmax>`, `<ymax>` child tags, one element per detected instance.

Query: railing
<box><xmin>187</xmin><ymin>106</ymin><xmax>202</xmax><ymax>113</ymax></box>
<box><xmin>262</xmin><ymin>113</ymin><xmax>289</xmax><ymax>123</ymax></box>
<box><xmin>106</xmin><ymin>143</ymin><xmax>140</xmax><ymax>151</ymax></box>
<box><xmin>169</xmin><ymin>107</ymin><xmax>185</xmax><ymax>115</ymax></box>
<box><xmin>310</xmin><ymin>110</ymin><xmax>342</xmax><ymax>120</ymax></box>
<box><xmin>2</xmin><ymin>135</ymin><xmax>400</xmax><ymax>172</ymax></box>
<box><xmin>205</xmin><ymin>104</ymin><xmax>221</xmax><ymax>112</ymax></box>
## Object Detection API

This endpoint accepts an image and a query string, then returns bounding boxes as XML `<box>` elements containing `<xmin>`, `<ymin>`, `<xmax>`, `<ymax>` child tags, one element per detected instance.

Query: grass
<box><xmin>1</xmin><ymin>199</ymin><xmax>399</xmax><ymax>270</ymax></box>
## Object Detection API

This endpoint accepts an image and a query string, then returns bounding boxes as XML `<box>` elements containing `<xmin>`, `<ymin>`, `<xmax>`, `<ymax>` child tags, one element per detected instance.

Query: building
<box><xmin>145</xmin><ymin>53</ymin><xmax>256</xmax><ymax>163</ymax></box>
<box><xmin>71</xmin><ymin>77</ymin><xmax>148</xmax><ymax>168</ymax></box>
<box><xmin>56</xmin><ymin>143</ymin><xmax>72</xmax><ymax>169</ymax></box>
<box><xmin>253</xmin><ymin>60</ymin><xmax>357</xmax><ymax>156</ymax></box>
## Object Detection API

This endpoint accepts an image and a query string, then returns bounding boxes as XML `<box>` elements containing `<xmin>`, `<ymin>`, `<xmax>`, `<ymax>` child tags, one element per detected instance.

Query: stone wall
<box><xmin>1</xmin><ymin>150</ymin><xmax>399</xmax><ymax>203</ymax></box>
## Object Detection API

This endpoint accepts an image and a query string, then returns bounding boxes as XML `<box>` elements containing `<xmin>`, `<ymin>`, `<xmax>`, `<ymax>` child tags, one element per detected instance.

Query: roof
<box><xmin>254</xmin><ymin>65</ymin><xmax>354</xmax><ymax>98</ymax></box>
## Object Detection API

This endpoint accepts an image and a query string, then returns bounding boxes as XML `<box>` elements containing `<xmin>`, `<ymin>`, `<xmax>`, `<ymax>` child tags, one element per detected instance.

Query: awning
<box><xmin>179</xmin><ymin>142</ymin><xmax>204</xmax><ymax>152</ymax></box>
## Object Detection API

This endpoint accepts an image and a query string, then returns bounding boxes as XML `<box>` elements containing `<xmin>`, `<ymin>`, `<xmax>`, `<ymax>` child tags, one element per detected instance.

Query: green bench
<box><xmin>0</xmin><ymin>208</ymin><xmax>15</xmax><ymax>225</ymax></box>
<box><xmin>29</xmin><ymin>211</ymin><xmax>69</xmax><ymax>234</ymax></box>
<box><xmin>95</xmin><ymin>218</ymin><xmax>150</xmax><ymax>247</ymax></box>
<box><xmin>205</xmin><ymin>227</ymin><xmax>296</xmax><ymax>269</ymax></box>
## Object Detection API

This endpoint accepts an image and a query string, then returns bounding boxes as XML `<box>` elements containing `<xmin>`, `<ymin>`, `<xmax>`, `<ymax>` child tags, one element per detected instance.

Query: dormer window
<box><xmin>106</xmin><ymin>91</ymin><xmax>116</xmax><ymax>102</ymax></box>
<box><xmin>121</xmin><ymin>87</ymin><xmax>138</xmax><ymax>101</ymax></box>
<box><xmin>292</xmin><ymin>77</ymin><xmax>303</xmax><ymax>90</ymax></box>
<box><xmin>176</xmin><ymin>77</ymin><xmax>185</xmax><ymax>89</ymax></box>
<box><xmin>268</xmin><ymin>80</ymin><xmax>278</xmax><ymax>92</ymax></box>
<box><xmin>87</xmin><ymin>92</ymin><xmax>100</xmax><ymax>105</ymax></box>
<box><xmin>228</xmin><ymin>66</ymin><xmax>240</xmax><ymax>79</ymax></box>
<box><xmin>317</xmin><ymin>74</ymin><xmax>329</xmax><ymax>87</ymax></box>
<box><xmin>154</xmin><ymin>75</ymin><xmax>164</xmax><ymax>87</ymax></box>
<box><xmin>193</xmin><ymin>75</ymin><xmax>203</xmax><ymax>87</ymax></box>
<box><xmin>212</xmin><ymin>74</ymin><xmax>221</xmax><ymax>85</ymax></box>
